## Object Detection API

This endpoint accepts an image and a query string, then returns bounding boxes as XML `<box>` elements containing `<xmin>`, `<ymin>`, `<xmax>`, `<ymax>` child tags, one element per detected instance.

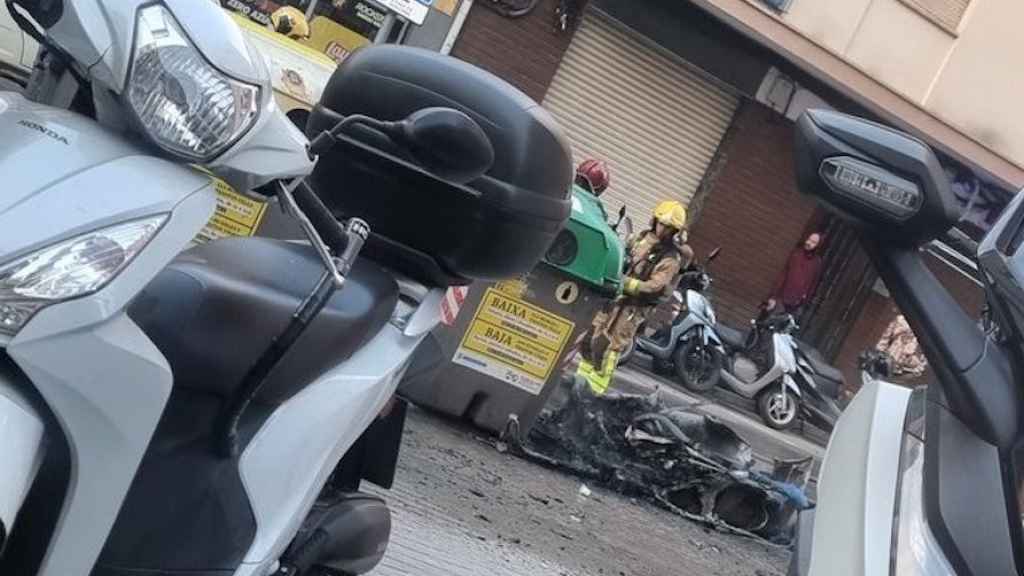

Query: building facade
<box><xmin>447</xmin><ymin>0</ymin><xmax>1005</xmax><ymax>390</ymax></box>
<box><xmin>199</xmin><ymin>0</ymin><xmax>1007</xmax><ymax>391</ymax></box>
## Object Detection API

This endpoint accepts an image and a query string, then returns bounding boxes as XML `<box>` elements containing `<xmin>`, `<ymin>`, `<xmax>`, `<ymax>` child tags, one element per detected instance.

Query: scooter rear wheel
<box><xmin>674</xmin><ymin>338</ymin><xmax>723</xmax><ymax>392</ymax></box>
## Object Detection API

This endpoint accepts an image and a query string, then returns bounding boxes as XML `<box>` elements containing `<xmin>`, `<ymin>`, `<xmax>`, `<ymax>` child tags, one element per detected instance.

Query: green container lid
<box><xmin>542</xmin><ymin>185</ymin><xmax>625</xmax><ymax>294</ymax></box>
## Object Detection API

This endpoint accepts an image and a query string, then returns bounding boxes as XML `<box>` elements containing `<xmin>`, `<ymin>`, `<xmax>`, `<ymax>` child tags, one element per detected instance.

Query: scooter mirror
<box><xmin>389</xmin><ymin>107</ymin><xmax>495</xmax><ymax>184</ymax></box>
<box><xmin>612</xmin><ymin>205</ymin><xmax>628</xmax><ymax>231</ymax></box>
<box><xmin>794</xmin><ymin>109</ymin><xmax>961</xmax><ymax>247</ymax></box>
<box><xmin>619</xmin><ymin>215</ymin><xmax>633</xmax><ymax>243</ymax></box>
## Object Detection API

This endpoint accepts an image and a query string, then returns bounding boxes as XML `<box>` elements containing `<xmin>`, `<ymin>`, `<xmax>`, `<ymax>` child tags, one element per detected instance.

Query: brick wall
<box><xmin>451</xmin><ymin>1</ymin><xmax>583</xmax><ymax>102</ymax></box>
<box><xmin>687</xmin><ymin>103</ymin><xmax>819</xmax><ymax>329</ymax></box>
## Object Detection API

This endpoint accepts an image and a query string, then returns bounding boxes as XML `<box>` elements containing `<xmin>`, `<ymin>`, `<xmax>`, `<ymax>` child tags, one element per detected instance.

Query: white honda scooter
<box><xmin>788</xmin><ymin>109</ymin><xmax>1024</xmax><ymax>575</ymax></box>
<box><xmin>0</xmin><ymin>2</ymin><xmax>572</xmax><ymax>575</ymax></box>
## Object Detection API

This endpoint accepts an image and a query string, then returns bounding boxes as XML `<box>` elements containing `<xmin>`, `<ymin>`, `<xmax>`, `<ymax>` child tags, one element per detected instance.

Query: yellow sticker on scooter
<box><xmin>194</xmin><ymin>178</ymin><xmax>269</xmax><ymax>244</ymax></box>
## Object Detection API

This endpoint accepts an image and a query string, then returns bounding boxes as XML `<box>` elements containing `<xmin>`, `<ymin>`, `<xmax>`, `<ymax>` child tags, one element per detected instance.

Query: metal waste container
<box><xmin>399</xmin><ymin>186</ymin><xmax>628</xmax><ymax>436</ymax></box>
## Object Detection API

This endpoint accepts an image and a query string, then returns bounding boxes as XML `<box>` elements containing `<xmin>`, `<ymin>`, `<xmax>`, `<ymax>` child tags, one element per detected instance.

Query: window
<box><xmin>220</xmin><ymin>0</ymin><xmax>388</xmax><ymax>63</ymax></box>
<box><xmin>312</xmin><ymin>0</ymin><xmax>386</xmax><ymax>41</ymax></box>
<box><xmin>899</xmin><ymin>0</ymin><xmax>971</xmax><ymax>33</ymax></box>
<box><xmin>757</xmin><ymin>0</ymin><xmax>795</xmax><ymax>13</ymax></box>
<box><xmin>220</xmin><ymin>0</ymin><xmax>385</xmax><ymax>42</ymax></box>
<box><xmin>221</xmin><ymin>0</ymin><xmax>309</xmax><ymax>28</ymax></box>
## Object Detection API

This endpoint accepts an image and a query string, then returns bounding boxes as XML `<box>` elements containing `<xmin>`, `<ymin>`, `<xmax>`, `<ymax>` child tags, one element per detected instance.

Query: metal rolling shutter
<box><xmin>543</xmin><ymin>10</ymin><xmax>739</xmax><ymax>227</ymax></box>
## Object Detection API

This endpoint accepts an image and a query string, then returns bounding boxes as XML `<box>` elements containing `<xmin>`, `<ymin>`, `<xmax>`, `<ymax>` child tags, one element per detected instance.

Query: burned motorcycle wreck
<box><xmin>517</xmin><ymin>386</ymin><xmax>812</xmax><ymax>543</ymax></box>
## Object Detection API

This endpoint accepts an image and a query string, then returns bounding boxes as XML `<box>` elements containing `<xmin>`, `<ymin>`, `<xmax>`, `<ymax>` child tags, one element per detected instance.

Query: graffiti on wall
<box><xmin>946</xmin><ymin>163</ymin><xmax>1011</xmax><ymax>235</ymax></box>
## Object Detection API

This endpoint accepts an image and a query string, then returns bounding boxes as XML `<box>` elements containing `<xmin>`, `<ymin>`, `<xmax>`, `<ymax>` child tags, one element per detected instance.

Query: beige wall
<box><xmin>925</xmin><ymin>0</ymin><xmax>1024</xmax><ymax>170</ymax></box>
<box><xmin>782</xmin><ymin>0</ymin><xmax>872</xmax><ymax>55</ymax></box>
<box><xmin>778</xmin><ymin>0</ymin><xmax>956</xmax><ymax>102</ymax></box>
<box><xmin>844</xmin><ymin>0</ymin><xmax>954</xmax><ymax>103</ymax></box>
<box><xmin>738</xmin><ymin>0</ymin><xmax>1024</xmax><ymax>176</ymax></box>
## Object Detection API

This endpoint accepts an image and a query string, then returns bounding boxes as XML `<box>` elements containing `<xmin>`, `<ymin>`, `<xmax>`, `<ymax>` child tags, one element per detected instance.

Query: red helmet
<box><xmin>576</xmin><ymin>159</ymin><xmax>610</xmax><ymax>195</ymax></box>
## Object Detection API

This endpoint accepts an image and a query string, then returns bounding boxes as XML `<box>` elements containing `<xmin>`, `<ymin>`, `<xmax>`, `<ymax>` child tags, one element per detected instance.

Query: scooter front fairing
<box><xmin>0</xmin><ymin>91</ymin><xmax>215</xmax><ymax>575</ymax></box>
<box><xmin>0</xmin><ymin>93</ymin><xmax>214</xmax><ymax>277</ymax></box>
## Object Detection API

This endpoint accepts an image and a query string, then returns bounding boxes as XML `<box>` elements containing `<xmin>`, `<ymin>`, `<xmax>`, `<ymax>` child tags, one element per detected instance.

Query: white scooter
<box><xmin>714</xmin><ymin>313</ymin><xmax>804</xmax><ymax>430</ymax></box>
<box><xmin>788</xmin><ymin>109</ymin><xmax>1024</xmax><ymax>575</ymax></box>
<box><xmin>0</xmin><ymin>2</ymin><xmax>572</xmax><ymax>575</ymax></box>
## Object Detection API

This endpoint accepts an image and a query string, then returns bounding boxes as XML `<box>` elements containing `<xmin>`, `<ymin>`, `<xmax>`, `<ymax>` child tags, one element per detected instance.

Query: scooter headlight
<box><xmin>128</xmin><ymin>5</ymin><xmax>259</xmax><ymax>162</ymax></box>
<box><xmin>0</xmin><ymin>216</ymin><xmax>166</xmax><ymax>336</ymax></box>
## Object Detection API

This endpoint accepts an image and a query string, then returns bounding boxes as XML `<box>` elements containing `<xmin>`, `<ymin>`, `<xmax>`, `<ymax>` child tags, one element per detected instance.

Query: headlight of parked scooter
<box><xmin>0</xmin><ymin>216</ymin><xmax>167</xmax><ymax>336</ymax></box>
<box><xmin>128</xmin><ymin>5</ymin><xmax>259</xmax><ymax>162</ymax></box>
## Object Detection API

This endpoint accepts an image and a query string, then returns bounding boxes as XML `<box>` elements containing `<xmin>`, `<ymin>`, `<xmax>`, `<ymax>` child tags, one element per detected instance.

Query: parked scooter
<box><xmin>790</xmin><ymin>344</ymin><xmax>843</xmax><ymax>432</ymax></box>
<box><xmin>621</xmin><ymin>248</ymin><xmax>725</xmax><ymax>378</ymax></box>
<box><xmin>0</xmin><ymin>3</ymin><xmax>571</xmax><ymax>576</ymax></box>
<box><xmin>720</xmin><ymin>313</ymin><xmax>843</xmax><ymax>431</ymax></box>
<box><xmin>788</xmin><ymin>109</ymin><xmax>1024</xmax><ymax>575</ymax></box>
<box><xmin>625</xmin><ymin>249</ymin><xmax>841</xmax><ymax>431</ymax></box>
<box><xmin>715</xmin><ymin>313</ymin><xmax>807</xmax><ymax>430</ymax></box>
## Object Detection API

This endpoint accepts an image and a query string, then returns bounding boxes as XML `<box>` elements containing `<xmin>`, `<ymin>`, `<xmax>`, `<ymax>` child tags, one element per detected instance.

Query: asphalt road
<box><xmin>366</xmin><ymin>357</ymin><xmax>827</xmax><ymax>576</ymax></box>
<box><xmin>368</xmin><ymin>408</ymin><xmax>790</xmax><ymax>576</ymax></box>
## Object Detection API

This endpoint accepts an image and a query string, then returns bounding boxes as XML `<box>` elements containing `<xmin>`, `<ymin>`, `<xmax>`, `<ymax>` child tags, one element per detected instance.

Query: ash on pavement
<box><xmin>369</xmin><ymin>408</ymin><xmax>789</xmax><ymax>576</ymax></box>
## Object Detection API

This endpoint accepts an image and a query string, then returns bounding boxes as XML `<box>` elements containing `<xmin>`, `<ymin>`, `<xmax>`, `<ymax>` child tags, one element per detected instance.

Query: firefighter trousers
<box><xmin>576</xmin><ymin>302</ymin><xmax>646</xmax><ymax>395</ymax></box>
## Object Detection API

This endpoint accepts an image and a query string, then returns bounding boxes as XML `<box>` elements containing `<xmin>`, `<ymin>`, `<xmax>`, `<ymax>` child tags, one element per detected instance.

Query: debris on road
<box><xmin>371</xmin><ymin>407</ymin><xmax>788</xmax><ymax>576</ymax></box>
<box><xmin>516</xmin><ymin>384</ymin><xmax>812</xmax><ymax>544</ymax></box>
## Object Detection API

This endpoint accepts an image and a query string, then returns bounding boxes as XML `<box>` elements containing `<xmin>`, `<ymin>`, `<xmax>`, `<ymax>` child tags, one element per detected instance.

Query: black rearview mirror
<box><xmin>388</xmin><ymin>107</ymin><xmax>495</xmax><ymax>184</ymax></box>
<box><xmin>794</xmin><ymin>109</ymin><xmax>961</xmax><ymax>247</ymax></box>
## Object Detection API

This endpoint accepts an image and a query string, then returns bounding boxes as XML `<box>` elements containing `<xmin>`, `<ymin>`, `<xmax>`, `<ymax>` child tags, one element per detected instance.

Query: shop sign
<box><xmin>373</xmin><ymin>0</ymin><xmax>429</xmax><ymax>24</ymax></box>
<box><xmin>305</xmin><ymin>16</ymin><xmax>371</xmax><ymax>64</ymax></box>
<box><xmin>435</xmin><ymin>0</ymin><xmax>457</xmax><ymax>15</ymax></box>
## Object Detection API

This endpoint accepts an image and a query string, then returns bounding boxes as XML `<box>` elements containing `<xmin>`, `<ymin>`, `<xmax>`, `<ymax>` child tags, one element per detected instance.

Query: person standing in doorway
<box><xmin>766</xmin><ymin>232</ymin><xmax>824</xmax><ymax>318</ymax></box>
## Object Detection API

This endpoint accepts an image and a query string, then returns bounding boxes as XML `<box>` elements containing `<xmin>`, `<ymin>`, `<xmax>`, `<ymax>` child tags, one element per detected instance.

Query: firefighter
<box><xmin>270</xmin><ymin>6</ymin><xmax>311</xmax><ymax>40</ymax></box>
<box><xmin>576</xmin><ymin>200</ymin><xmax>693</xmax><ymax>395</ymax></box>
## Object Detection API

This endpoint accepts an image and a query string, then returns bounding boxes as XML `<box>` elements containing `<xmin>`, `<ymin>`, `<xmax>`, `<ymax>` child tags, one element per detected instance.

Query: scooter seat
<box><xmin>130</xmin><ymin>237</ymin><xmax>400</xmax><ymax>404</ymax></box>
<box><xmin>799</xmin><ymin>344</ymin><xmax>845</xmax><ymax>386</ymax></box>
<box><xmin>717</xmin><ymin>324</ymin><xmax>747</xmax><ymax>350</ymax></box>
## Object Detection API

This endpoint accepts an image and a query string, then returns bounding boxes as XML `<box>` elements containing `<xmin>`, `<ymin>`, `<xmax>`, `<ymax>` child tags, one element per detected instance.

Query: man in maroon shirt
<box><xmin>766</xmin><ymin>232</ymin><xmax>823</xmax><ymax>318</ymax></box>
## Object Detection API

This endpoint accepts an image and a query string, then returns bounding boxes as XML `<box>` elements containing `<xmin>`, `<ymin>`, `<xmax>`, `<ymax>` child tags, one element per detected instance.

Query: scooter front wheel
<box><xmin>757</xmin><ymin>387</ymin><xmax>800</xmax><ymax>430</ymax></box>
<box><xmin>674</xmin><ymin>338</ymin><xmax>723</xmax><ymax>392</ymax></box>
